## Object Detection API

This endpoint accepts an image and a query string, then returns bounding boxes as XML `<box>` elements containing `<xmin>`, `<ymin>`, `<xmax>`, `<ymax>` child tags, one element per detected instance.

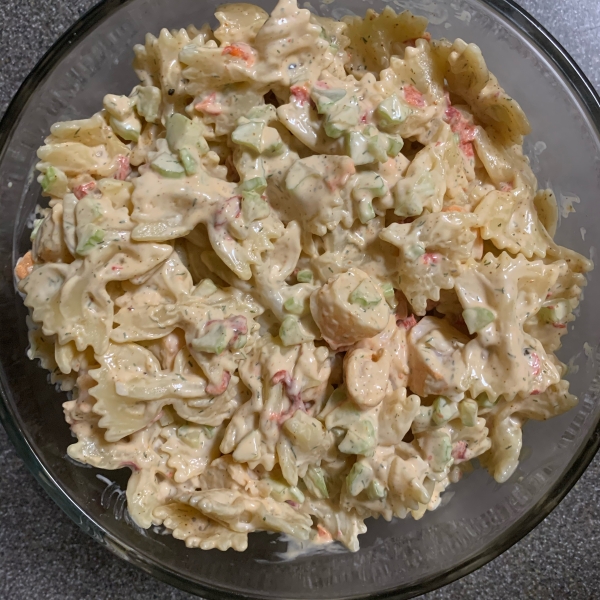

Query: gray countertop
<box><xmin>1</xmin><ymin>1</ymin><xmax>600</xmax><ymax>598</ymax></box>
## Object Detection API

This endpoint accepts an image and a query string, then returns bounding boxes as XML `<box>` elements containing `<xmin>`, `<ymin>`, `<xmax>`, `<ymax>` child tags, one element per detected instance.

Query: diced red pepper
<box><xmin>195</xmin><ymin>93</ymin><xmax>222</xmax><ymax>116</ymax></box>
<box><xmin>73</xmin><ymin>181</ymin><xmax>96</xmax><ymax>200</ymax></box>
<box><xmin>397</xmin><ymin>314</ymin><xmax>417</xmax><ymax>330</ymax></box>
<box><xmin>290</xmin><ymin>85</ymin><xmax>310</xmax><ymax>105</ymax></box>
<box><xmin>422</xmin><ymin>253</ymin><xmax>439</xmax><ymax>265</ymax></box>
<box><xmin>451</xmin><ymin>440</ymin><xmax>468</xmax><ymax>461</ymax></box>
<box><xmin>222</xmin><ymin>43</ymin><xmax>256</xmax><ymax>66</ymax></box>
<box><xmin>114</xmin><ymin>155</ymin><xmax>130</xmax><ymax>180</ymax></box>
<box><xmin>529</xmin><ymin>352</ymin><xmax>541</xmax><ymax>377</ymax></box>
<box><xmin>206</xmin><ymin>371</ymin><xmax>231</xmax><ymax>395</ymax></box>
<box><xmin>404</xmin><ymin>84</ymin><xmax>426</xmax><ymax>108</ymax></box>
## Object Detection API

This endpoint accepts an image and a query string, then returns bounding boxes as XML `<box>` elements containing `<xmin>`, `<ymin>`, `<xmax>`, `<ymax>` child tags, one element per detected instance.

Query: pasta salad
<box><xmin>15</xmin><ymin>0</ymin><xmax>591</xmax><ymax>552</ymax></box>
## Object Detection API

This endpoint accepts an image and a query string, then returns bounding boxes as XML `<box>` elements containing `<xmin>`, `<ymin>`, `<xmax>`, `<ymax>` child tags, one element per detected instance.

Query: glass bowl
<box><xmin>1</xmin><ymin>0</ymin><xmax>599</xmax><ymax>598</ymax></box>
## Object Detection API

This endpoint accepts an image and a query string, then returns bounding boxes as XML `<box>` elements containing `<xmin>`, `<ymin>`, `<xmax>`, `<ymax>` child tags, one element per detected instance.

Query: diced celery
<box><xmin>289</xmin><ymin>486</ymin><xmax>305</xmax><ymax>503</ymax></box>
<box><xmin>232</xmin><ymin>430</ymin><xmax>261</xmax><ymax>462</ymax></box>
<box><xmin>191</xmin><ymin>324</ymin><xmax>228</xmax><ymax>354</ymax></box>
<box><xmin>277</xmin><ymin>437</ymin><xmax>298</xmax><ymax>486</ymax></box>
<box><xmin>421</xmin><ymin>430</ymin><xmax>452</xmax><ymax>472</ymax></box>
<box><xmin>260</xmin><ymin>127</ymin><xmax>284</xmax><ymax>156</ymax></box>
<box><xmin>283</xmin><ymin>410</ymin><xmax>324</xmax><ymax>452</ymax></box>
<box><xmin>431</xmin><ymin>396</ymin><xmax>458</xmax><ymax>425</ymax></box>
<box><xmin>246</xmin><ymin>104</ymin><xmax>278</xmax><ymax>123</ymax></box>
<box><xmin>296</xmin><ymin>269</ymin><xmax>313</xmax><ymax>283</ymax></box>
<box><xmin>238</xmin><ymin>176</ymin><xmax>267</xmax><ymax>194</ymax></box>
<box><xmin>136</xmin><ymin>85</ymin><xmax>161</xmax><ymax>123</ymax></box>
<box><xmin>110</xmin><ymin>116</ymin><xmax>140</xmax><ymax>142</ymax></box>
<box><xmin>30</xmin><ymin>218</ymin><xmax>43</xmax><ymax>242</ymax></box>
<box><xmin>41</xmin><ymin>166</ymin><xmax>57</xmax><ymax>192</ymax></box>
<box><xmin>324</xmin><ymin>98</ymin><xmax>359</xmax><ymax>139</ymax></box>
<box><xmin>319</xmin><ymin>387</ymin><xmax>347</xmax><ymax>421</ymax></box>
<box><xmin>462</xmin><ymin>307</ymin><xmax>496</xmax><ymax>334</ymax></box>
<box><xmin>365</xmin><ymin>129</ymin><xmax>389</xmax><ymax>163</ymax></box>
<box><xmin>338</xmin><ymin>420</ymin><xmax>376</xmax><ymax>456</ymax></box>
<box><xmin>284</xmin><ymin>296</ymin><xmax>306</xmax><ymax>316</ymax></box>
<box><xmin>279</xmin><ymin>316</ymin><xmax>314</xmax><ymax>346</ymax></box>
<box><xmin>232</xmin><ymin>121</ymin><xmax>265</xmax><ymax>153</ymax></box>
<box><xmin>349</xmin><ymin>279</ymin><xmax>382</xmax><ymax>308</ymax></box>
<box><xmin>231</xmin><ymin>334</ymin><xmax>247</xmax><ymax>350</ymax></box>
<box><xmin>366</xmin><ymin>479</ymin><xmax>386</xmax><ymax>500</ymax></box>
<box><xmin>151</xmin><ymin>153</ymin><xmax>186</xmax><ymax>178</ymax></box>
<box><xmin>354</xmin><ymin>171</ymin><xmax>387</xmax><ymax>198</ymax></box>
<box><xmin>394</xmin><ymin>172</ymin><xmax>435</xmax><ymax>217</ymax></box>
<box><xmin>386</xmin><ymin>135</ymin><xmax>404</xmax><ymax>157</ymax></box>
<box><xmin>311</xmin><ymin>87</ymin><xmax>347</xmax><ymax>114</ymax></box>
<box><xmin>380</xmin><ymin>282</ymin><xmax>398</xmax><ymax>308</ymax></box>
<box><xmin>459</xmin><ymin>398</ymin><xmax>478</xmax><ymax>427</ymax></box>
<box><xmin>179</xmin><ymin>148</ymin><xmax>198</xmax><ymax>175</ymax></box>
<box><xmin>166</xmin><ymin>113</ymin><xmax>209</xmax><ymax>154</ymax></box>
<box><xmin>376</xmin><ymin>94</ymin><xmax>410</xmax><ymax>128</ymax></box>
<box><xmin>381</xmin><ymin>282</ymin><xmax>394</xmax><ymax>298</ymax></box>
<box><xmin>476</xmin><ymin>392</ymin><xmax>495</xmax><ymax>409</ymax></box>
<box><xmin>76</xmin><ymin>224</ymin><xmax>105</xmax><ymax>256</ymax></box>
<box><xmin>303</xmin><ymin>466</ymin><xmax>329</xmax><ymax>499</ymax></box>
<box><xmin>241</xmin><ymin>191</ymin><xmax>270</xmax><ymax>221</ymax></box>
<box><xmin>193</xmin><ymin>278</ymin><xmax>218</xmax><ymax>297</ymax></box>
<box><xmin>202</xmin><ymin>425</ymin><xmax>216</xmax><ymax>439</ymax></box>
<box><xmin>324</xmin><ymin>400</ymin><xmax>361</xmax><ymax>430</ymax></box>
<box><xmin>345</xmin><ymin>131</ymin><xmax>374</xmax><ymax>165</ymax></box>
<box><xmin>357</xmin><ymin>199</ymin><xmax>376</xmax><ymax>224</ymax></box>
<box><xmin>412</xmin><ymin>405</ymin><xmax>433</xmax><ymax>433</ymax></box>
<box><xmin>404</xmin><ymin>244</ymin><xmax>426</xmax><ymax>260</ymax></box>
<box><xmin>538</xmin><ymin>300</ymin><xmax>570</xmax><ymax>325</ymax></box>
<box><xmin>346</xmin><ymin>461</ymin><xmax>373</xmax><ymax>496</ymax></box>
<box><xmin>177</xmin><ymin>424</ymin><xmax>204</xmax><ymax>448</ymax></box>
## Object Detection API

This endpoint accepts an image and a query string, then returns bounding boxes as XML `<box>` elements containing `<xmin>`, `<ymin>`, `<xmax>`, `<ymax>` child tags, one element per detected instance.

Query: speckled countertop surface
<box><xmin>1</xmin><ymin>1</ymin><xmax>600</xmax><ymax>599</ymax></box>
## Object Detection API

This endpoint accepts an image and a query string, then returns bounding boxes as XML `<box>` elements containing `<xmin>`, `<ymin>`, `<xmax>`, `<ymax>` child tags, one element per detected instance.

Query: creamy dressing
<box><xmin>16</xmin><ymin>0</ymin><xmax>591</xmax><ymax>554</ymax></box>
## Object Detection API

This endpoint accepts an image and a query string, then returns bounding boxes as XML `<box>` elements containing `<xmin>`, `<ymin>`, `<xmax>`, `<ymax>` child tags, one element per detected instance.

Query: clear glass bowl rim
<box><xmin>1</xmin><ymin>0</ymin><xmax>599</xmax><ymax>598</ymax></box>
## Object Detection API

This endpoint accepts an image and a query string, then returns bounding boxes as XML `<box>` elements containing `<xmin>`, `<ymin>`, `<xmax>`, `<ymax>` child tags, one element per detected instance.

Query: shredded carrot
<box><xmin>15</xmin><ymin>251</ymin><xmax>34</xmax><ymax>280</ymax></box>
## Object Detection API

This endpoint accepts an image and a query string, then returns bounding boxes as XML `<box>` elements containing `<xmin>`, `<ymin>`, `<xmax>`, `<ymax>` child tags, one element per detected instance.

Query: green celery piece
<box><xmin>30</xmin><ymin>218</ymin><xmax>43</xmax><ymax>242</ymax></box>
<box><xmin>110</xmin><ymin>116</ymin><xmax>140</xmax><ymax>142</ymax></box>
<box><xmin>151</xmin><ymin>153</ymin><xmax>186</xmax><ymax>178</ymax></box>
<box><xmin>459</xmin><ymin>398</ymin><xmax>478</xmax><ymax>427</ymax></box>
<box><xmin>376</xmin><ymin>94</ymin><xmax>410</xmax><ymax>128</ymax></box>
<box><xmin>366</xmin><ymin>479</ymin><xmax>386</xmax><ymax>500</ymax></box>
<box><xmin>191</xmin><ymin>324</ymin><xmax>228</xmax><ymax>354</ymax></box>
<box><xmin>538</xmin><ymin>300</ymin><xmax>570</xmax><ymax>325</ymax></box>
<box><xmin>311</xmin><ymin>86</ymin><xmax>347</xmax><ymax>114</ymax></box>
<box><xmin>431</xmin><ymin>396</ymin><xmax>458</xmax><ymax>425</ymax></box>
<box><xmin>404</xmin><ymin>244</ymin><xmax>426</xmax><ymax>260</ymax></box>
<box><xmin>349</xmin><ymin>279</ymin><xmax>382</xmax><ymax>308</ymax></box>
<box><xmin>462</xmin><ymin>307</ymin><xmax>496</xmax><ymax>334</ymax></box>
<box><xmin>346</xmin><ymin>461</ymin><xmax>373</xmax><ymax>496</ymax></box>
<box><xmin>412</xmin><ymin>405</ymin><xmax>433</xmax><ymax>433</ymax></box>
<box><xmin>41</xmin><ymin>166</ymin><xmax>57</xmax><ymax>192</ymax></box>
<box><xmin>324</xmin><ymin>98</ymin><xmax>359</xmax><ymax>139</ymax></box>
<box><xmin>238</xmin><ymin>176</ymin><xmax>267</xmax><ymax>194</ymax></box>
<box><xmin>296</xmin><ymin>269</ymin><xmax>313</xmax><ymax>283</ymax></box>
<box><xmin>193</xmin><ymin>278</ymin><xmax>218</xmax><ymax>297</ymax></box>
<box><xmin>241</xmin><ymin>191</ymin><xmax>270</xmax><ymax>221</ymax></box>
<box><xmin>232</xmin><ymin>121</ymin><xmax>265</xmax><ymax>153</ymax></box>
<box><xmin>338</xmin><ymin>420</ymin><xmax>376</xmax><ymax>456</ymax></box>
<box><xmin>303</xmin><ymin>466</ymin><xmax>329</xmax><ymax>499</ymax></box>
<box><xmin>179</xmin><ymin>148</ymin><xmax>198</xmax><ymax>175</ymax></box>
<box><xmin>231</xmin><ymin>334</ymin><xmax>247</xmax><ymax>350</ymax></box>
<box><xmin>476</xmin><ymin>392</ymin><xmax>495</xmax><ymax>409</ymax></box>
<box><xmin>386</xmin><ymin>134</ymin><xmax>404</xmax><ymax>157</ymax></box>
<box><xmin>76</xmin><ymin>224</ymin><xmax>105</xmax><ymax>256</ymax></box>
<box><xmin>345</xmin><ymin>131</ymin><xmax>374</xmax><ymax>165</ymax></box>
<box><xmin>279</xmin><ymin>316</ymin><xmax>314</xmax><ymax>346</ymax></box>
<box><xmin>283</xmin><ymin>296</ymin><xmax>306</xmax><ymax>316</ymax></box>
<box><xmin>166</xmin><ymin>113</ymin><xmax>209</xmax><ymax>154</ymax></box>
<box><xmin>177</xmin><ymin>425</ymin><xmax>204</xmax><ymax>448</ymax></box>
<box><xmin>136</xmin><ymin>85</ymin><xmax>161</xmax><ymax>123</ymax></box>
<box><xmin>357</xmin><ymin>199</ymin><xmax>376</xmax><ymax>224</ymax></box>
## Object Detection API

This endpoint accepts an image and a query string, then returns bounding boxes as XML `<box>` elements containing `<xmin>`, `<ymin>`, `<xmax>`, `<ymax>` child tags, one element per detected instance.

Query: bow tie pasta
<box><xmin>16</xmin><ymin>0</ymin><xmax>591</xmax><ymax>553</ymax></box>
